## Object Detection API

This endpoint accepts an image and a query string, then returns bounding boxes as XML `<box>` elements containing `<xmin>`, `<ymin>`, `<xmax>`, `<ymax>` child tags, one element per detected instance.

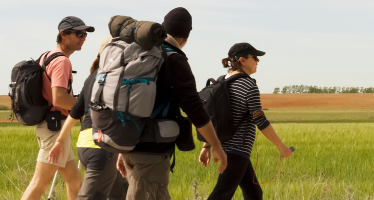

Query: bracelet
<box><xmin>202</xmin><ymin>146</ymin><xmax>211</xmax><ymax>148</ymax></box>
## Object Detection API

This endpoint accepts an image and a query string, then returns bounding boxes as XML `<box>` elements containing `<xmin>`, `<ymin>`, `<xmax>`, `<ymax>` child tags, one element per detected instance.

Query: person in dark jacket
<box><xmin>48</xmin><ymin>35</ymin><xmax>129</xmax><ymax>200</ymax></box>
<box><xmin>199</xmin><ymin>43</ymin><xmax>293</xmax><ymax>200</ymax></box>
<box><xmin>115</xmin><ymin>7</ymin><xmax>227</xmax><ymax>200</ymax></box>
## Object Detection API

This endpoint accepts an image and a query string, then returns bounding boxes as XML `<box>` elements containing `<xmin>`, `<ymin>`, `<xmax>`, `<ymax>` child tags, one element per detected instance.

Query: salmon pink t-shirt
<box><xmin>39</xmin><ymin>47</ymin><xmax>73</xmax><ymax>117</ymax></box>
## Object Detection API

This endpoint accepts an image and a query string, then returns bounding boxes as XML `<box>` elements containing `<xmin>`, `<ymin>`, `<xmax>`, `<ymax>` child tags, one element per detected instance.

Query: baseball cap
<box><xmin>228</xmin><ymin>43</ymin><xmax>265</xmax><ymax>61</ymax></box>
<box><xmin>58</xmin><ymin>16</ymin><xmax>95</xmax><ymax>32</ymax></box>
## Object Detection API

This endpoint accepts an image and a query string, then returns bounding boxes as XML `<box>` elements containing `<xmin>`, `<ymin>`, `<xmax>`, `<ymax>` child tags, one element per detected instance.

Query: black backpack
<box><xmin>8</xmin><ymin>52</ymin><xmax>65</xmax><ymax>126</ymax></box>
<box><xmin>197</xmin><ymin>73</ymin><xmax>250</xmax><ymax>143</ymax></box>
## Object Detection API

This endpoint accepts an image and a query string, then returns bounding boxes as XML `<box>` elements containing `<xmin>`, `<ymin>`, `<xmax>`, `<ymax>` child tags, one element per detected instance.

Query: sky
<box><xmin>1</xmin><ymin>0</ymin><xmax>373</xmax><ymax>94</ymax></box>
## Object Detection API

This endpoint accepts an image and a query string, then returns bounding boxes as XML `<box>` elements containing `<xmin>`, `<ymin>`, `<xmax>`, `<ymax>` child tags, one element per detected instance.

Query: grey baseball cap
<box><xmin>58</xmin><ymin>16</ymin><xmax>95</xmax><ymax>32</ymax></box>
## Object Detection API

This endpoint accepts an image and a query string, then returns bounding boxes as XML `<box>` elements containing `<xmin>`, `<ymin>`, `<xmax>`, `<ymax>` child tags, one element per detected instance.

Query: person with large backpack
<box><xmin>48</xmin><ymin>35</ymin><xmax>129</xmax><ymax>200</ymax></box>
<box><xmin>198</xmin><ymin>43</ymin><xmax>293</xmax><ymax>200</ymax></box>
<box><xmin>113</xmin><ymin>7</ymin><xmax>227</xmax><ymax>200</ymax></box>
<box><xmin>20</xmin><ymin>16</ymin><xmax>95</xmax><ymax>200</ymax></box>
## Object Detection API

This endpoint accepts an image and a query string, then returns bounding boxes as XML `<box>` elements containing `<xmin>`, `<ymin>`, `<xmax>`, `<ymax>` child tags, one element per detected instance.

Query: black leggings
<box><xmin>208</xmin><ymin>154</ymin><xmax>263</xmax><ymax>200</ymax></box>
<box><xmin>77</xmin><ymin>148</ymin><xmax>128</xmax><ymax>200</ymax></box>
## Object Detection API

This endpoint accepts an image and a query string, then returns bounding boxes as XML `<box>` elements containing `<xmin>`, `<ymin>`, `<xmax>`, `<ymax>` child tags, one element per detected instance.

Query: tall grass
<box><xmin>1</xmin><ymin>123</ymin><xmax>374</xmax><ymax>199</ymax></box>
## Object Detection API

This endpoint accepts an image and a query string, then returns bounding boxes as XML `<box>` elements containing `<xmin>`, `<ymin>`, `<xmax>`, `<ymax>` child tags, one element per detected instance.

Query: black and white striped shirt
<box><xmin>221</xmin><ymin>74</ymin><xmax>270</xmax><ymax>158</ymax></box>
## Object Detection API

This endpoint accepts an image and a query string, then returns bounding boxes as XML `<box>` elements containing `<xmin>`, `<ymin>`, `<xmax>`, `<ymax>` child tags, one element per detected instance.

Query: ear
<box><xmin>238</xmin><ymin>57</ymin><xmax>246</xmax><ymax>65</ymax></box>
<box><xmin>60</xmin><ymin>30</ymin><xmax>66</xmax><ymax>38</ymax></box>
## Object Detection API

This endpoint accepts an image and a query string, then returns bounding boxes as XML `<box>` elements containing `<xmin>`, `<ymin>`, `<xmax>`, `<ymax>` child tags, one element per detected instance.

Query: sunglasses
<box><xmin>248</xmin><ymin>56</ymin><xmax>259</xmax><ymax>62</ymax></box>
<box><xmin>70</xmin><ymin>30</ymin><xmax>87</xmax><ymax>38</ymax></box>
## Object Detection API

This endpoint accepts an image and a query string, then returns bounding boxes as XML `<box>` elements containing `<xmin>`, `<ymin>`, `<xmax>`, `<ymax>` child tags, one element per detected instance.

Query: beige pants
<box><xmin>36</xmin><ymin>120</ymin><xmax>74</xmax><ymax>168</ymax></box>
<box><xmin>122</xmin><ymin>153</ymin><xmax>171</xmax><ymax>200</ymax></box>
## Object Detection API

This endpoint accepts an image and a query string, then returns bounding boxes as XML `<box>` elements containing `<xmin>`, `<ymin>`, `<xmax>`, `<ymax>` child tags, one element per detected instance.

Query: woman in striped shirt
<box><xmin>199</xmin><ymin>43</ymin><xmax>293</xmax><ymax>200</ymax></box>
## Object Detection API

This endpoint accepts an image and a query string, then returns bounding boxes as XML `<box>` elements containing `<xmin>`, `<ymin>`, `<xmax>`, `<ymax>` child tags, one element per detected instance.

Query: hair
<box><xmin>56</xmin><ymin>29</ymin><xmax>73</xmax><ymax>44</ymax></box>
<box><xmin>90</xmin><ymin>55</ymin><xmax>100</xmax><ymax>73</ymax></box>
<box><xmin>222</xmin><ymin>55</ymin><xmax>248</xmax><ymax>72</ymax></box>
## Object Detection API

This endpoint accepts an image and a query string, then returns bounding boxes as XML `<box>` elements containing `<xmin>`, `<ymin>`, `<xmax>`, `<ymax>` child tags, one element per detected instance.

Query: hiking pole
<box><xmin>48</xmin><ymin>171</ymin><xmax>58</xmax><ymax>200</ymax></box>
<box><xmin>47</xmin><ymin>161</ymin><xmax>81</xmax><ymax>200</ymax></box>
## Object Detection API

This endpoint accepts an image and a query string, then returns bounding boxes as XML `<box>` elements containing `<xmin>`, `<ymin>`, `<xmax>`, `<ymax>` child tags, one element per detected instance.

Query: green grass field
<box><xmin>1</xmin><ymin>106</ymin><xmax>374</xmax><ymax>199</ymax></box>
<box><xmin>1</xmin><ymin>120</ymin><xmax>374</xmax><ymax>200</ymax></box>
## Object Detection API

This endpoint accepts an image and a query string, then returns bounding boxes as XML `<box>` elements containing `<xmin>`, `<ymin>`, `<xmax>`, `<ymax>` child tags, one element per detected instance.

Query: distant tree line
<box><xmin>273</xmin><ymin>85</ymin><xmax>374</xmax><ymax>94</ymax></box>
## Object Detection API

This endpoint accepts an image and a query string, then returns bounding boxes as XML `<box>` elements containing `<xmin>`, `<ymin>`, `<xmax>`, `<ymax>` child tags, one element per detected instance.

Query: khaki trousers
<box><xmin>122</xmin><ymin>153</ymin><xmax>171</xmax><ymax>200</ymax></box>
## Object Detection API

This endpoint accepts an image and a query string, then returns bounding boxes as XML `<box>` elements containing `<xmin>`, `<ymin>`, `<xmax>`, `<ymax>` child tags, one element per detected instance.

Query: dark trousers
<box><xmin>208</xmin><ymin>154</ymin><xmax>263</xmax><ymax>200</ymax></box>
<box><xmin>77</xmin><ymin>148</ymin><xmax>129</xmax><ymax>200</ymax></box>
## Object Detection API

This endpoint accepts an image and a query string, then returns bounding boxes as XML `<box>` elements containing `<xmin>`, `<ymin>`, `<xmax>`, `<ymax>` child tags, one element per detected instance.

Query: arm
<box><xmin>52</xmin><ymin>87</ymin><xmax>77</xmax><ymax>110</ymax></box>
<box><xmin>261</xmin><ymin>124</ymin><xmax>292</xmax><ymax>158</ymax></box>
<box><xmin>116</xmin><ymin>153</ymin><xmax>127</xmax><ymax>178</ymax></box>
<box><xmin>170</xmin><ymin>55</ymin><xmax>227</xmax><ymax>173</ymax></box>
<box><xmin>248</xmin><ymin>82</ymin><xmax>292</xmax><ymax>158</ymax></box>
<box><xmin>196</xmin><ymin>122</ymin><xmax>227</xmax><ymax>173</ymax></box>
<box><xmin>49</xmin><ymin>58</ymin><xmax>77</xmax><ymax>110</ymax></box>
<box><xmin>48</xmin><ymin>115</ymin><xmax>79</xmax><ymax>164</ymax></box>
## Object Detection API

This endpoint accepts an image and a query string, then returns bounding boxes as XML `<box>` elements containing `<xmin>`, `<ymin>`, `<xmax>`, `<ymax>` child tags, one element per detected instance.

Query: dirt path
<box><xmin>260</xmin><ymin>94</ymin><xmax>374</xmax><ymax>109</ymax></box>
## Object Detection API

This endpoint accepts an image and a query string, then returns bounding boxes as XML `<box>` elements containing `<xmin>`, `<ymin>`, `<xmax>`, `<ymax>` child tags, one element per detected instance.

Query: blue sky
<box><xmin>1</xmin><ymin>0</ymin><xmax>373</xmax><ymax>94</ymax></box>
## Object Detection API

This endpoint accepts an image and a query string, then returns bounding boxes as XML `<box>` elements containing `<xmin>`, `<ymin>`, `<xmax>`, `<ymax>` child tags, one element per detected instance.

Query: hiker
<box><xmin>115</xmin><ymin>7</ymin><xmax>227</xmax><ymax>200</ymax></box>
<box><xmin>21</xmin><ymin>16</ymin><xmax>94</xmax><ymax>200</ymax></box>
<box><xmin>48</xmin><ymin>35</ymin><xmax>129</xmax><ymax>200</ymax></box>
<box><xmin>198</xmin><ymin>43</ymin><xmax>293</xmax><ymax>200</ymax></box>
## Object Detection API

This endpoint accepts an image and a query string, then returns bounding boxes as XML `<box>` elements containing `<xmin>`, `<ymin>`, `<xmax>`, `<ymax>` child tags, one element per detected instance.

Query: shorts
<box><xmin>35</xmin><ymin>120</ymin><xmax>74</xmax><ymax>168</ymax></box>
<box><xmin>122</xmin><ymin>153</ymin><xmax>171</xmax><ymax>200</ymax></box>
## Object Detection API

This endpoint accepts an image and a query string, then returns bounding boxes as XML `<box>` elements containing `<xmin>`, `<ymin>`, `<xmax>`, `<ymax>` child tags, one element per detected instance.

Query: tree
<box><xmin>273</xmin><ymin>87</ymin><xmax>280</xmax><ymax>94</ymax></box>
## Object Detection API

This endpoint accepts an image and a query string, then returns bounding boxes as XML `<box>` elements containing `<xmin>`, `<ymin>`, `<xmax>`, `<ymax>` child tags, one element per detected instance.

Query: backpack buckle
<box><xmin>98</xmin><ymin>74</ymin><xmax>107</xmax><ymax>85</ymax></box>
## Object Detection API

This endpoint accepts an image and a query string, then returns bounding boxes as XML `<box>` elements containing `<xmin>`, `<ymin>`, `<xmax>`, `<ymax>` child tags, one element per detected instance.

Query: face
<box><xmin>61</xmin><ymin>29</ymin><xmax>87</xmax><ymax>51</ymax></box>
<box><xmin>239</xmin><ymin>54</ymin><xmax>260</xmax><ymax>75</ymax></box>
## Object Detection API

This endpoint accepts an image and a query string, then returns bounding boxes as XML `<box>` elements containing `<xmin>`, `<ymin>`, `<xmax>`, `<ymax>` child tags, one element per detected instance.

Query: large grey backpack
<box><xmin>89</xmin><ymin>37</ymin><xmax>180</xmax><ymax>153</ymax></box>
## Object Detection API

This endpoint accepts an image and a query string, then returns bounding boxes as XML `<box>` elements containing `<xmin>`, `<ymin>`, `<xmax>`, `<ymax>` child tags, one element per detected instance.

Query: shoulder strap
<box><xmin>225</xmin><ymin>73</ymin><xmax>249</xmax><ymax>84</ymax></box>
<box><xmin>35</xmin><ymin>51</ymin><xmax>49</xmax><ymax>63</ymax></box>
<box><xmin>206</xmin><ymin>78</ymin><xmax>217</xmax><ymax>86</ymax></box>
<box><xmin>161</xmin><ymin>47</ymin><xmax>172</xmax><ymax>88</ymax></box>
<box><xmin>41</xmin><ymin>52</ymin><xmax>65</xmax><ymax>82</ymax></box>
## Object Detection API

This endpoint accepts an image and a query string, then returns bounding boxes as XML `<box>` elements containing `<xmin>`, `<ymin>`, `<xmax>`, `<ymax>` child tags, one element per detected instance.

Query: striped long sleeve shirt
<box><xmin>221</xmin><ymin>75</ymin><xmax>270</xmax><ymax>158</ymax></box>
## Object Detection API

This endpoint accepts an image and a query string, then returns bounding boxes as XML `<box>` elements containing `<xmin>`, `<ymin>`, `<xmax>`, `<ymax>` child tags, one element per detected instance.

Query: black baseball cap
<box><xmin>58</xmin><ymin>16</ymin><xmax>95</xmax><ymax>32</ymax></box>
<box><xmin>162</xmin><ymin>7</ymin><xmax>192</xmax><ymax>38</ymax></box>
<box><xmin>228</xmin><ymin>43</ymin><xmax>265</xmax><ymax>61</ymax></box>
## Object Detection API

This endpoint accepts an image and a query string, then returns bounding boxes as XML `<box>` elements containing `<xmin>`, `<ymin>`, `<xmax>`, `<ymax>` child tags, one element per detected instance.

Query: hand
<box><xmin>116</xmin><ymin>154</ymin><xmax>127</xmax><ymax>178</ymax></box>
<box><xmin>48</xmin><ymin>141</ymin><xmax>64</xmax><ymax>164</ymax></box>
<box><xmin>211</xmin><ymin>147</ymin><xmax>227</xmax><ymax>174</ymax></box>
<box><xmin>253</xmin><ymin>110</ymin><xmax>264</xmax><ymax>118</ymax></box>
<box><xmin>199</xmin><ymin>147</ymin><xmax>211</xmax><ymax>167</ymax></box>
<box><xmin>278</xmin><ymin>144</ymin><xmax>293</xmax><ymax>158</ymax></box>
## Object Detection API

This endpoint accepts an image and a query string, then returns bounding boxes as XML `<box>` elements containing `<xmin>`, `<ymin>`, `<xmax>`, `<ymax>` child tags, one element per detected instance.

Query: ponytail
<box><xmin>222</xmin><ymin>56</ymin><xmax>247</xmax><ymax>72</ymax></box>
<box><xmin>222</xmin><ymin>58</ymin><xmax>230</xmax><ymax>68</ymax></box>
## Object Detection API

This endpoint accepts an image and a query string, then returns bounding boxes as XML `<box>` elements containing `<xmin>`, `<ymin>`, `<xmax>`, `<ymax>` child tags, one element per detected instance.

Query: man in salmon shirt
<box><xmin>22</xmin><ymin>16</ymin><xmax>95</xmax><ymax>200</ymax></box>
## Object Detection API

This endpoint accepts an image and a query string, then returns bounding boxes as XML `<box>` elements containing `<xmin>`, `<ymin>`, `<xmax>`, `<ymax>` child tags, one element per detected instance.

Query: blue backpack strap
<box><xmin>150</xmin><ymin>99</ymin><xmax>171</xmax><ymax>119</ymax></box>
<box><xmin>121</xmin><ymin>78</ymin><xmax>155</xmax><ymax>91</ymax></box>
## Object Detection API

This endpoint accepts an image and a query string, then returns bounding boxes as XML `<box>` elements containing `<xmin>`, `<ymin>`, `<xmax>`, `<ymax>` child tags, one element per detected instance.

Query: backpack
<box><xmin>197</xmin><ymin>74</ymin><xmax>251</xmax><ymax>143</ymax></box>
<box><xmin>8</xmin><ymin>52</ymin><xmax>65</xmax><ymax>126</ymax></box>
<box><xmin>90</xmin><ymin>37</ymin><xmax>182</xmax><ymax>153</ymax></box>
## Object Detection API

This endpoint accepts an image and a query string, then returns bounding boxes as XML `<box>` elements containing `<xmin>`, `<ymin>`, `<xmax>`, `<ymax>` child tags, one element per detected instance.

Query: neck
<box><xmin>57</xmin><ymin>43</ymin><xmax>74</xmax><ymax>58</ymax></box>
<box><xmin>230</xmin><ymin>69</ymin><xmax>250</xmax><ymax>76</ymax></box>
